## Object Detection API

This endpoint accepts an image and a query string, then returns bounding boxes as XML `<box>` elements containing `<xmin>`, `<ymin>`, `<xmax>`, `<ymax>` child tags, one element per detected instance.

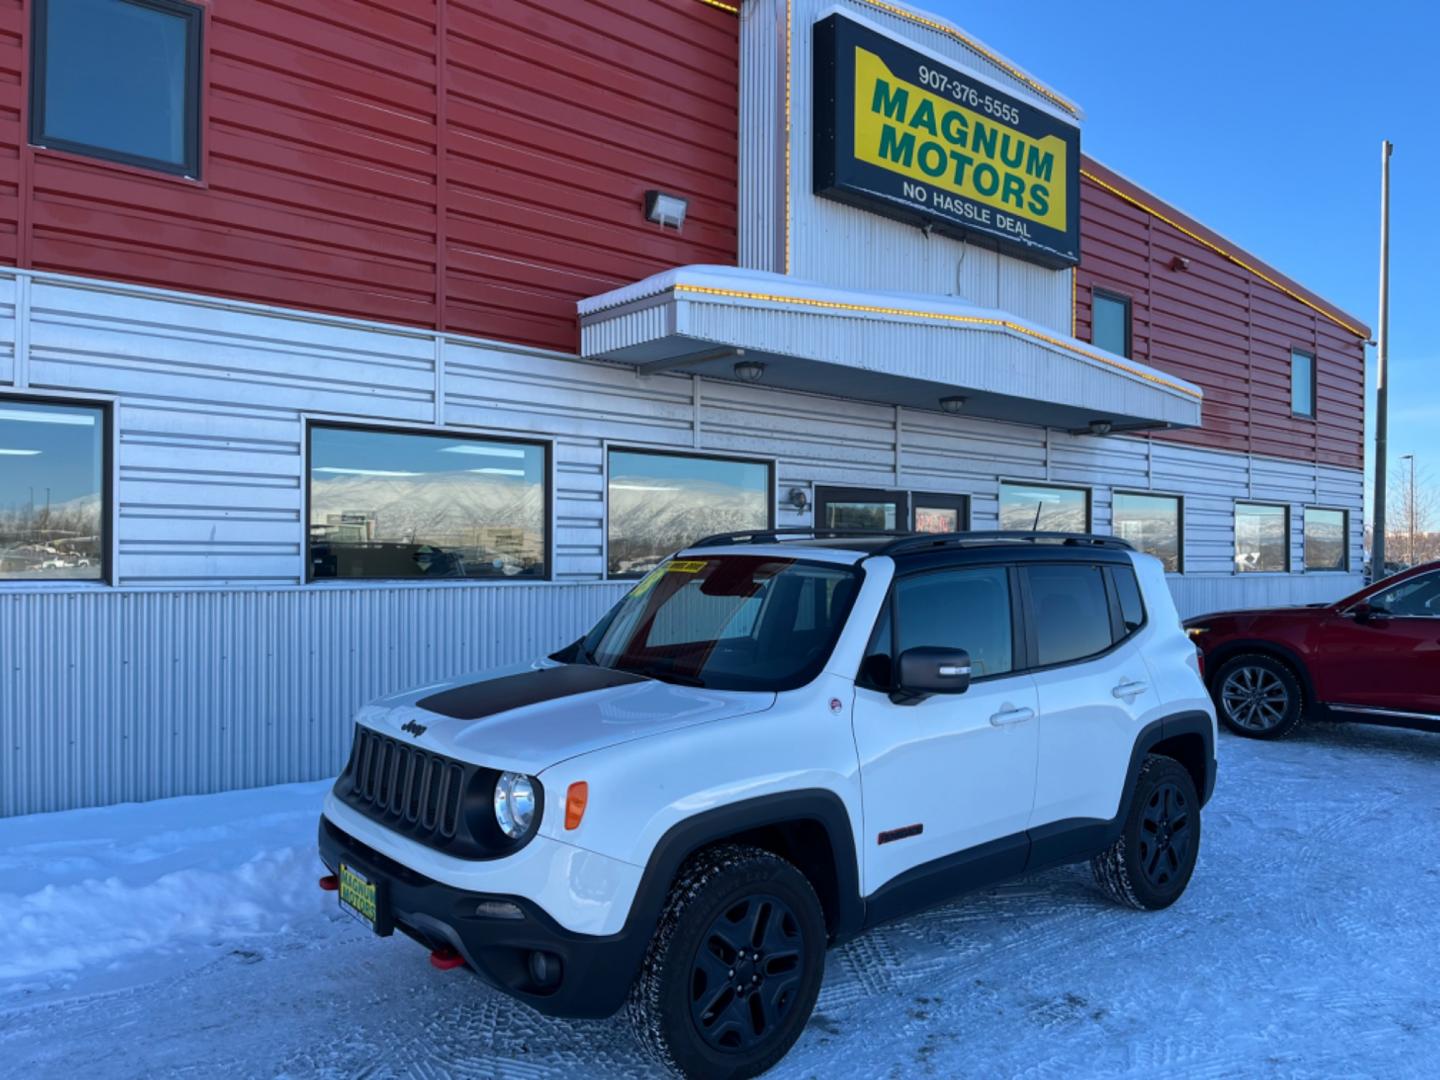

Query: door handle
<box><xmin>1113</xmin><ymin>679</ymin><xmax>1148</xmax><ymax>702</ymax></box>
<box><xmin>989</xmin><ymin>705</ymin><xmax>1036</xmax><ymax>727</ymax></box>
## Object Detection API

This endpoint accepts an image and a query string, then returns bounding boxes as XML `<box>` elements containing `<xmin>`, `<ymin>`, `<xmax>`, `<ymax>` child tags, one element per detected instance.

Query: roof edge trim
<box><xmin>1081</xmin><ymin>159</ymin><xmax>1370</xmax><ymax>340</ymax></box>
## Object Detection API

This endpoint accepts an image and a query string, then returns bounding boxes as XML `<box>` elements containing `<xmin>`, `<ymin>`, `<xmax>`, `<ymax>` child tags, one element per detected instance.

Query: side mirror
<box><xmin>1350</xmin><ymin>602</ymin><xmax>1387</xmax><ymax>623</ymax></box>
<box><xmin>891</xmin><ymin>647</ymin><xmax>972</xmax><ymax>705</ymax></box>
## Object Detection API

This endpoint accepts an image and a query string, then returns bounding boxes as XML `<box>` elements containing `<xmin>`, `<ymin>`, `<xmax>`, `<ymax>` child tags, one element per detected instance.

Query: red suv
<box><xmin>1185</xmin><ymin>562</ymin><xmax>1440</xmax><ymax>738</ymax></box>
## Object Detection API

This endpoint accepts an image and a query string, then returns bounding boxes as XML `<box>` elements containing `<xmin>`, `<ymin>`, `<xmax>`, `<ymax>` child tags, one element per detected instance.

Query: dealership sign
<box><xmin>813</xmin><ymin>13</ymin><xmax>1081</xmax><ymax>268</ymax></box>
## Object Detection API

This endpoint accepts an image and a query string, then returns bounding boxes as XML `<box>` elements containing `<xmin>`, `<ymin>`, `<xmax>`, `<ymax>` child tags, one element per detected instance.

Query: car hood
<box><xmin>1185</xmin><ymin>604</ymin><xmax>1330</xmax><ymax>626</ymax></box>
<box><xmin>353</xmin><ymin>660</ymin><xmax>777</xmax><ymax>775</ymax></box>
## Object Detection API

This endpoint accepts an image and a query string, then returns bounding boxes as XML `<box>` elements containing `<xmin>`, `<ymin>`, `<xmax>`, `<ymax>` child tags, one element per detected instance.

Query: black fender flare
<box><xmin>1121</xmin><ymin>710</ymin><xmax>1217</xmax><ymax>819</ymax></box>
<box><xmin>624</xmin><ymin>787</ymin><xmax>864</xmax><ymax>945</ymax></box>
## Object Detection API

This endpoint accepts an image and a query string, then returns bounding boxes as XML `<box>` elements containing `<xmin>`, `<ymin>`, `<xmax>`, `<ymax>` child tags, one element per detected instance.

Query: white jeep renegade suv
<box><xmin>318</xmin><ymin>530</ymin><xmax>1216</xmax><ymax>1079</ymax></box>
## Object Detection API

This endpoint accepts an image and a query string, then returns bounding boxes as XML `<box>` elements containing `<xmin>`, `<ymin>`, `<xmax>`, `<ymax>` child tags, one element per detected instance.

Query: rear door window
<box><xmin>1024</xmin><ymin>563</ymin><xmax>1115</xmax><ymax>667</ymax></box>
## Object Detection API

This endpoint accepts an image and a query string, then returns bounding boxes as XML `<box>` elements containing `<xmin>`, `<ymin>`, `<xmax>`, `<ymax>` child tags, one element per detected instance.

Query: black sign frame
<box><xmin>813</xmin><ymin>14</ymin><xmax>1081</xmax><ymax>268</ymax></box>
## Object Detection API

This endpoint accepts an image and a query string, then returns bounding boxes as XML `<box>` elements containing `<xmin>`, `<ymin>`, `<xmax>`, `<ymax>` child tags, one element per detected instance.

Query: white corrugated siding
<box><xmin>1</xmin><ymin>267</ymin><xmax>1364</xmax><ymax>814</ymax></box>
<box><xmin>0</xmin><ymin>582</ymin><xmax>627</xmax><ymax>817</ymax></box>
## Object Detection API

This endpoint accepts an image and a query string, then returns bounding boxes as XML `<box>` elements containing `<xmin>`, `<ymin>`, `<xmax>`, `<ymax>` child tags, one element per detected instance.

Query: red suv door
<box><xmin>1313</xmin><ymin>570</ymin><xmax>1440</xmax><ymax>717</ymax></box>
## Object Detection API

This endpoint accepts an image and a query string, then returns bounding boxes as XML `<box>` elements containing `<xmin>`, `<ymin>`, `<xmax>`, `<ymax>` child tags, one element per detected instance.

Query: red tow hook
<box><xmin>430</xmin><ymin>947</ymin><xmax>467</xmax><ymax>971</ymax></box>
<box><xmin>318</xmin><ymin>874</ymin><xmax>339</xmax><ymax>891</ymax></box>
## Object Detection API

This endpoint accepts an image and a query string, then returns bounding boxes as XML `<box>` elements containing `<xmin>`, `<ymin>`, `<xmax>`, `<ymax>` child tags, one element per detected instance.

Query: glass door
<box><xmin>814</xmin><ymin>487</ymin><xmax>908</xmax><ymax>532</ymax></box>
<box><xmin>911</xmin><ymin>493</ymin><xmax>970</xmax><ymax>534</ymax></box>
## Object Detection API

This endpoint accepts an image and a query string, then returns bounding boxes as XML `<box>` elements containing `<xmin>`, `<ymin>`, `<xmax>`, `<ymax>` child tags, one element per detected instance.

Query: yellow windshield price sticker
<box><xmin>629</xmin><ymin>566</ymin><xmax>667</xmax><ymax>597</ymax></box>
<box><xmin>667</xmin><ymin>560</ymin><xmax>709</xmax><ymax>573</ymax></box>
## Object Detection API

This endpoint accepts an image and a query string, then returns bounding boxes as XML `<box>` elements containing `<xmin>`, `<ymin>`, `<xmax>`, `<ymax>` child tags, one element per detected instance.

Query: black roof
<box><xmin>688</xmin><ymin>528</ymin><xmax>1135</xmax><ymax>566</ymax></box>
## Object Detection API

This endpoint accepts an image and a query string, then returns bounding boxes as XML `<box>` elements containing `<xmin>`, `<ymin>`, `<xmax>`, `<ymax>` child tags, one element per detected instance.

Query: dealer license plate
<box><xmin>338</xmin><ymin>862</ymin><xmax>379</xmax><ymax>930</ymax></box>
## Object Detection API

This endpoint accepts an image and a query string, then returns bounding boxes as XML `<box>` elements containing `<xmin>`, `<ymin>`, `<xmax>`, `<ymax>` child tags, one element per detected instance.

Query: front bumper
<box><xmin>318</xmin><ymin>815</ymin><xmax>650</xmax><ymax>1019</ymax></box>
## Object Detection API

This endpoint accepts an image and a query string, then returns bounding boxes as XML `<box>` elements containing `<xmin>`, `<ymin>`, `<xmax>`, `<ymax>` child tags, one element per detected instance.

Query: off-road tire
<box><xmin>1212</xmin><ymin>652</ymin><xmax>1306</xmax><ymax>739</ymax></box>
<box><xmin>1092</xmin><ymin>755</ymin><xmax>1201</xmax><ymax>911</ymax></box>
<box><xmin>627</xmin><ymin>844</ymin><xmax>827</xmax><ymax>1080</ymax></box>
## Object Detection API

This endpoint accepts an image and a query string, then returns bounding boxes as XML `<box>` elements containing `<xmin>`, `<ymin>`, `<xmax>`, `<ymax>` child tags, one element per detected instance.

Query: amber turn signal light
<box><xmin>565</xmin><ymin>781</ymin><xmax>589</xmax><ymax>830</ymax></box>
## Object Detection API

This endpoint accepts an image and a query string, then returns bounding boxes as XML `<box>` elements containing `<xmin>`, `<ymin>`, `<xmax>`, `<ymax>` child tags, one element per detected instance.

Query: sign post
<box><xmin>1372</xmin><ymin>139</ymin><xmax>1392</xmax><ymax>582</ymax></box>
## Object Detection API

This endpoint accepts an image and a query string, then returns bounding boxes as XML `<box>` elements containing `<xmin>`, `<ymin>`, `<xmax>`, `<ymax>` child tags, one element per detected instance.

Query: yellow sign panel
<box><xmin>852</xmin><ymin>46</ymin><xmax>1068</xmax><ymax>233</ymax></box>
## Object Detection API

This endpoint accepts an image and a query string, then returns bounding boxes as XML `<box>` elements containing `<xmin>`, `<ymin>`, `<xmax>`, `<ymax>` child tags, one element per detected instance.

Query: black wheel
<box><xmin>627</xmin><ymin>845</ymin><xmax>826</xmax><ymax>1079</ymax></box>
<box><xmin>1092</xmin><ymin>755</ymin><xmax>1201</xmax><ymax>911</ymax></box>
<box><xmin>1212</xmin><ymin>652</ymin><xmax>1305</xmax><ymax>739</ymax></box>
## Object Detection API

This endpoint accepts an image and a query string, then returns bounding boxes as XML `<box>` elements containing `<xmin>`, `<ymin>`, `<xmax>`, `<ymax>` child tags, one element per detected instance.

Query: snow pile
<box><xmin>0</xmin><ymin>781</ymin><xmax>331</xmax><ymax>996</ymax></box>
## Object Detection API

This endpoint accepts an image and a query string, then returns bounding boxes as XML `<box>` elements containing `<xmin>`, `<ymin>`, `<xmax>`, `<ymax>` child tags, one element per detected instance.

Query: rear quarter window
<box><xmin>1110</xmin><ymin>564</ymin><xmax>1147</xmax><ymax>635</ymax></box>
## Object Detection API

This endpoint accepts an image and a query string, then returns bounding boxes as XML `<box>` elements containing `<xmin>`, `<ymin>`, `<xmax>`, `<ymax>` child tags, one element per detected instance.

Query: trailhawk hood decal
<box><xmin>357</xmin><ymin>661</ymin><xmax>777</xmax><ymax>775</ymax></box>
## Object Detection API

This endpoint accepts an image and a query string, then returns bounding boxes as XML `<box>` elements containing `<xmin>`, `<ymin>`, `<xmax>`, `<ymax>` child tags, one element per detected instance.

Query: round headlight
<box><xmin>494</xmin><ymin>772</ymin><xmax>536</xmax><ymax>839</ymax></box>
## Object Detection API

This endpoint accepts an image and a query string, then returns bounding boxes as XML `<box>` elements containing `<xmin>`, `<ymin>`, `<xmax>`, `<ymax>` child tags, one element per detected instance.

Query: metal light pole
<box><xmin>1400</xmin><ymin>453</ymin><xmax>1415</xmax><ymax>566</ymax></box>
<box><xmin>1372</xmin><ymin>140</ymin><xmax>1393</xmax><ymax>582</ymax></box>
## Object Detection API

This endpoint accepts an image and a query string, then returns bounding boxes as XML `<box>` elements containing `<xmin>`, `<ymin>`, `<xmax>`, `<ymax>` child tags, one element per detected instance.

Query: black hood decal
<box><xmin>416</xmin><ymin>664</ymin><xmax>648</xmax><ymax>721</ymax></box>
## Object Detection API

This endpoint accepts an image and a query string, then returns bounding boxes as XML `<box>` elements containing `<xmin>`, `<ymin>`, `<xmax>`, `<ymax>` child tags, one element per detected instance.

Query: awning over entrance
<box><xmin>578</xmin><ymin>266</ymin><xmax>1201</xmax><ymax>432</ymax></box>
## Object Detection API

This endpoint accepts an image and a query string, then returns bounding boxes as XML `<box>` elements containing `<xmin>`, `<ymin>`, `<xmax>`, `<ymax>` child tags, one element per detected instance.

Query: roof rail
<box><xmin>875</xmin><ymin>531</ymin><xmax>1134</xmax><ymax>557</ymax></box>
<box><xmin>686</xmin><ymin>528</ymin><xmax>1134</xmax><ymax>555</ymax></box>
<box><xmin>689</xmin><ymin>527</ymin><xmax>910</xmax><ymax>548</ymax></box>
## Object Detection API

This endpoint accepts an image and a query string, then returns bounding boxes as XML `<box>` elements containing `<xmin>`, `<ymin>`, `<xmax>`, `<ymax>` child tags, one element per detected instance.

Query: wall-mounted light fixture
<box><xmin>734</xmin><ymin>359</ymin><xmax>765</xmax><ymax>383</ymax></box>
<box><xmin>1169</xmin><ymin>255</ymin><xmax>1191</xmax><ymax>272</ymax></box>
<box><xmin>787</xmin><ymin>487</ymin><xmax>810</xmax><ymax>512</ymax></box>
<box><xmin>643</xmin><ymin>190</ymin><xmax>688</xmax><ymax>230</ymax></box>
<box><xmin>1088</xmin><ymin>419</ymin><xmax>1114</xmax><ymax>436</ymax></box>
<box><xmin>939</xmin><ymin>395</ymin><xmax>967</xmax><ymax>414</ymax></box>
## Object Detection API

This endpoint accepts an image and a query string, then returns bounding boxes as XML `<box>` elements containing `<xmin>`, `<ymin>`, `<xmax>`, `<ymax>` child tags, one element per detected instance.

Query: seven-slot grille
<box><xmin>340</xmin><ymin>726</ymin><xmax>466</xmax><ymax>842</ymax></box>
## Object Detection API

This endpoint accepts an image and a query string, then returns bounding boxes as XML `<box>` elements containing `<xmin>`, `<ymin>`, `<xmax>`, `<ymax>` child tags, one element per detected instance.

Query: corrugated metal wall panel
<box><xmin>738</xmin><ymin>0</ymin><xmax>787</xmax><ymax>273</ymax></box>
<box><xmin>0</xmin><ymin>582</ymin><xmax>628</xmax><ymax>816</ymax></box>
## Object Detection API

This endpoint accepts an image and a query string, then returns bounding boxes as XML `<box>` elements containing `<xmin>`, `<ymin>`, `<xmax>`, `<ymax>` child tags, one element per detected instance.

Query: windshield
<box><xmin>573</xmin><ymin>555</ymin><xmax>862</xmax><ymax>691</ymax></box>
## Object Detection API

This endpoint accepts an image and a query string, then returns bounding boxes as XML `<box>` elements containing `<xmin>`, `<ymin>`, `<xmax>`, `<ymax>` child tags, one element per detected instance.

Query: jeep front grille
<box><xmin>348</xmin><ymin>726</ymin><xmax>465</xmax><ymax>838</ymax></box>
<box><xmin>332</xmin><ymin>724</ymin><xmax>542</xmax><ymax>860</ymax></box>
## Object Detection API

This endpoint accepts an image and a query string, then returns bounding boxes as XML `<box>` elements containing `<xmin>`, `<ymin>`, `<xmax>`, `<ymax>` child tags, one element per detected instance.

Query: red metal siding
<box><xmin>0</xmin><ymin>0</ymin><xmax>21</xmax><ymax>266</ymax></box>
<box><xmin>443</xmin><ymin>0</ymin><xmax>738</xmax><ymax>350</ymax></box>
<box><xmin>1</xmin><ymin>0</ymin><xmax>738</xmax><ymax>353</ymax></box>
<box><xmin>1077</xmin><ymin>158</ymin><xmax>1367</xmax><ymax>470</ymax></box>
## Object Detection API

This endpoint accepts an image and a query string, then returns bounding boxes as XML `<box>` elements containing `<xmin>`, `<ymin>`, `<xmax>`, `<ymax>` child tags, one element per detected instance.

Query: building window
<box><xmin>1091</xmin><ymin>289</ymin><xmax>1132</xmax><ymax>358</ymax></box>
<box><xmin>30</xmin><ymin>0</ymin><xmax>203</xmax><ymax>178</ymax></box>
<box><xmin>1291</xmin><ymin>348</ymin><xmax>1316</xmax><ymax>418</ymax></box>
<box><xmin>608</xmin><ymin>449</ymin><xmax>772</xmax><ymax>576</ymax></box>
<box><xmin>0</xmin><ymin>398</ymin><xmax>108</xmax><ymax>581</ymax></box>
<box><xmin>1235</xmin><ymin>502</ymin><xmax>1290</xmax><ymax>573</ymax></box>
<box><xmin>307</xmin><ymin>425</ymin><xmax>547</xmax><ymax>581</ymax></box>
<box><xmin>1304</xmin><ymin>507</ymin><xmax>1348</xmax><ymax>572</ymax></box>
<box><xmin>1112</xmin><ymin>491</ymin><xmax>1182</xmax><ymax>572</ymax></box>
<box><xmin>999</xmin><ymin>482</ymin><xmax>1090</xmax><ymax>532</ymax></box>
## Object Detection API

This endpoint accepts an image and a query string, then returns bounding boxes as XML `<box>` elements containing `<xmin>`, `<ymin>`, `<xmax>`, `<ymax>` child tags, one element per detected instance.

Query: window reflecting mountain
<box><xmin>0</xmin><ymin>401</ymin><xmax>105</xmax><ymax>580</ymax></box>
<box><xmin>309</xmin><ymin>427</ymin><xmax>546</xmax><ymax>580</ymax></box>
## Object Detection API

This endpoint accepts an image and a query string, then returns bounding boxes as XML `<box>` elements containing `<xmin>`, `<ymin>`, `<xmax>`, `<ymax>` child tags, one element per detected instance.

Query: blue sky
<box><xmin>927</xmin><ymin>0</ymin><xmax>1436</xmax><ymax>502</ymax></box>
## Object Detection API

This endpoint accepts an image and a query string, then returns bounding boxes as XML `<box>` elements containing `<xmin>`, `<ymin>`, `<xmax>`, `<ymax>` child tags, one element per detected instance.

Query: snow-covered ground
<box><xmin>2</xmin><ymin>722</ymin><xmax>1437</xmax><ymax>1079</ymax></box>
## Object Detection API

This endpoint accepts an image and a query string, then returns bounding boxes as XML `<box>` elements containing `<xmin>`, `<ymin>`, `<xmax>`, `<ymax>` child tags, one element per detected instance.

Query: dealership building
<box><xmin>0</xmin><ymin>0</ymin><xmax>1368</xmax><ymax>815</ymax></box>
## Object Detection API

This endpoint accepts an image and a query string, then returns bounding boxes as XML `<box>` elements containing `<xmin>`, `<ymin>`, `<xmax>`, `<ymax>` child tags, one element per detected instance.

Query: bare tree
<box><xmin>1385</xmin><ymin>460</ymin><xmax>1439</xmax><ymax>566</ymax></box>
